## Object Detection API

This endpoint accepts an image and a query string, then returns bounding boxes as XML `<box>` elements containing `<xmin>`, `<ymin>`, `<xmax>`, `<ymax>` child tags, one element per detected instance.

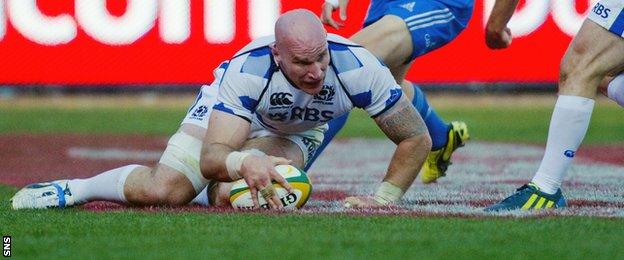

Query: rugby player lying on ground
<box><xmin>11</xmin><ymin>9</ymin><xmax>431</xmax><ymax>210</ymax></box>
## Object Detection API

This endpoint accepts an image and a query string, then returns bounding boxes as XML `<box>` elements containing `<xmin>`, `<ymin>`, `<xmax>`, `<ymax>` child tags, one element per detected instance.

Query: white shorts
<box><xmin>588</xmin><ymin>0</ymin><xmax>624</xmax><ymax>37</ymax></box>
<box><xmin>161</xmin><ymin>84</ymin><xmax>326</xmax><ymax>193</ymax></box>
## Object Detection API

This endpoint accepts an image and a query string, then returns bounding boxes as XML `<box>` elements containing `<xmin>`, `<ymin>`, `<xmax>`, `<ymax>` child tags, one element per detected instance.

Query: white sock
<box><xmin>532</xmin><ymin>95</ymin><xmax>594</xmax><ymax>194</ymax></box>
<box><xmin>607</xmin><ymin>74</ymin><xmax>624</xmax><ymax>107</ymax></box>
<box><xmin>190</xmin><ymin>186</ymin><xmax>210</xmax><ymax>206</ymax></box>
<box><xmin>68</xmin><ymin>164</ymin><xmax>140</xmax><ymax>204</ymax></box>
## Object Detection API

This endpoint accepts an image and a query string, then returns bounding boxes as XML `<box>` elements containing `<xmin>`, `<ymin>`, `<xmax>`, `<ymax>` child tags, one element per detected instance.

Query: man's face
<box><xmin>273</xmin><ymin>42</ymin><xmax>330</xmax><ymax>95</ymax></box>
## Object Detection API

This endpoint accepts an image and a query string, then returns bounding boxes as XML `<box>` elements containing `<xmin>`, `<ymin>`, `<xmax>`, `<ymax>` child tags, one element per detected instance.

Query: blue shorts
<box><xmin>364</xmin><ymin>0</ymin><xmax>474</xmax><ymax>60</ymax></box>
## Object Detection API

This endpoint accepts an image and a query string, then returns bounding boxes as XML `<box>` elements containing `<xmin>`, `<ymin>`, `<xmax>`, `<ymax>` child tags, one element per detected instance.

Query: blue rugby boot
<box><xmin>484</xmin><ymin>183</ymin><xmax>566</xmax><ymax>212</ymax></box>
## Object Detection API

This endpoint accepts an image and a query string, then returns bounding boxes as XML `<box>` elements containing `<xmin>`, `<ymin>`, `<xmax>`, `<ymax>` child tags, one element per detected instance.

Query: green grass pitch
<box><xmin>1</xmin><ymin>94</ymin><xmax>624</xmax><ymax>258</ymax></box>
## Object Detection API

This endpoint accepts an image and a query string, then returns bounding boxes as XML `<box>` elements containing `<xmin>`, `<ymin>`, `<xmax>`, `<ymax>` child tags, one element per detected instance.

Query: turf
<box><xmin>2</xmin><ymin>95</ymin><xmax>624</xmax><ymax>258</ymax></box>
<box><xmin>341</xmin><ymin>105</ymin><xmax>624</xmax><ymax>144</ymax></box>
<box><xmin>1</xmin><ymin>185</ymin><xmax>623</xmax><ymax>259</ymax></box>
<box><xmin>2</xmin><ymin>101</ymin><xmax>624</xmax><ymax>144</ymax></box>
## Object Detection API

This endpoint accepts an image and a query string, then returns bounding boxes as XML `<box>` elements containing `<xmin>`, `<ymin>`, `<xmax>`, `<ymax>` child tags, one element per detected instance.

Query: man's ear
<box><xmin>270</xmin><ymin>43</ymin><xmax>280</xmax><ymax>63</ymax></box>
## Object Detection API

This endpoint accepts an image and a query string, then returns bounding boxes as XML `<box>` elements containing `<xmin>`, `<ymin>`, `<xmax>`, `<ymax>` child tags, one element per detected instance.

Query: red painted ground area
<box><xmin>2</xmin><ymin>134</ymin><xmax>623</xmax><ymax>217</ymax></box>
<box><xmin>0</xmin><ymin>134</ymin><xmax>167</xmax><ymax>187</ymax></box>
<box><xmin>577</xmin><ymin>145</ymin><xmax>624</xmax><ymax>165</ymax></box>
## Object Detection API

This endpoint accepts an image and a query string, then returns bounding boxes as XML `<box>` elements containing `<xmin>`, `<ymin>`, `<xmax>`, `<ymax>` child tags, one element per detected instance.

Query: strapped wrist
<box><xmin>374</xmin><ymin>181</ymin><xmax>404</xmax><ymax>205</ymax></box>
<box><xmin>225</xmin><ymin>149</ymin><xmax>266</xmax><ymax>180</ymax></box>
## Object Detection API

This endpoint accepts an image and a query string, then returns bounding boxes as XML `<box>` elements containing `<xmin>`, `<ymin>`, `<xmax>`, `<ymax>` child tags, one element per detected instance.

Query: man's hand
<box><xmin>320</xmin><ymin>0</ymin><xmax>349</xmax><ymax>29</ymax></box>
<box><xmin>239</xmin><ymin>155</ymin><xmax>294</xmax><ymax>209</ymax></box>
<box><xmin>343</xmin><ymin>196</ymin><xmax>390</xmax><ymax>208</ymax></box>
<box><xmin>485</xmin><ymin>26</ymin><xmax>512</xmax><ymax>49</ymax></box>
<box><xmin>484</xmin><ymin>0</ymin><xmax>520</xmax><ymax>49</ymax></box>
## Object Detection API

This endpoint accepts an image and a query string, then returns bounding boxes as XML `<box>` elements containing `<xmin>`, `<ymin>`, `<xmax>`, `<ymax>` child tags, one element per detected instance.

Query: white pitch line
<box><xmin>67</xmin><ymin>147</ymin><xmax>162</xmax><ymax>161</ymax></box>
<box><xmin>67</xmin><ymin>140</ymin><xmax>624</xmax><ymax>217</ymax></box>
<box><xmin>309</xmin><ymin>139</ymin><xmax>624</xmax><ymax>217</ymax></box>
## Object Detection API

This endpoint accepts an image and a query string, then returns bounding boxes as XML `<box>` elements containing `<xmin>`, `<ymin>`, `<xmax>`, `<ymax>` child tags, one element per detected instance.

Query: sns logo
<box><xmin>592</xmin><ymin>3</ymin><xmax>611</xmax><ymax>19</ymax></box>
<box><xmin>3</xmin><ymin>236</ymin><xmax>10</xmax><ymax>257</ymax></box>
<box><xmin>564</xmin><ymin>150</ymin><xmax>576</xmax><ymax>158</ymax></box>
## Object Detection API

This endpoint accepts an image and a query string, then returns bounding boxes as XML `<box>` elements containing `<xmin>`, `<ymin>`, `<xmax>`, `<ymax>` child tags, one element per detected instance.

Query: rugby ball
<box><xmin>229</xmin><ymin>165</ymin><xmax>312</xmax><ymax>209</ymax></box>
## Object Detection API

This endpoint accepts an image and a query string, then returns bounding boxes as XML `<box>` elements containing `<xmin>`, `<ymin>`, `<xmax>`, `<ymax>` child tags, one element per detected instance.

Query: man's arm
<box><xmin>485</xmin><ymin>0</ymin><xmax>520</xmax><ymax>49</ymax></box>
<box><xmin>200</xmin><ymin>110</ymin><xmax>292</xmax><ymax>209</ymax></box>
<box><xmin>200</xmin><ymin>110</ymin><xmax>250</xmax><ymax>181</ymax></box>
<box><xmin>374</xmin><ymin>95</ymin><xmax>431</xmax><ymax>191</ymax></box>
<box><xmin>344</xmin><ymin>96</ymin><xmax>431</xmax><ymax>208</ymax></box>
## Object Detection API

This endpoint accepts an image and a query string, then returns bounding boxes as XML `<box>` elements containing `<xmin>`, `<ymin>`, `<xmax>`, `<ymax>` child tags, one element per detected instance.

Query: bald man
<box><xmin>12</xmin><ymin>9</ymin><xmax>431</xmax><ymax>210</ymax></box>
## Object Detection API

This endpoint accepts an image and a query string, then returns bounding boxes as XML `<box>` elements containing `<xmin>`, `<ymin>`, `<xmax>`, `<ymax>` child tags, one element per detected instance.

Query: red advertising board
<box><xmin>0</xmin><ymin>0</ymin><xmax>594</xmax><ymax>85</ymax></box>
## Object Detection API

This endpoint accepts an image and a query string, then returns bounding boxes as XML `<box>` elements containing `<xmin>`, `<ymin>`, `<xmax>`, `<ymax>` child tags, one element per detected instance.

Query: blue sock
<box><xmin>411</xmin><ymin>83</ymin><xmax>449</xmax><ymax>150</ymax></box>
<box><xmin>305</xmin><ymin>83</ymin><xmax>449</xmax><ymax>170</ymax></box>
<box><xmin>304</xmin><ymin>113</ymin><xmax>349</xmax><ymax>171</ymax></box>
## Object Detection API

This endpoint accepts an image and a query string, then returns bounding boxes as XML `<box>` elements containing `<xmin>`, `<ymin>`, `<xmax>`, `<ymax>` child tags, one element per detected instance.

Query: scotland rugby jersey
<box><xmin>212</xmin><ymin>33</ymin><xmax>402</xmax><ymax>134</ymax></box>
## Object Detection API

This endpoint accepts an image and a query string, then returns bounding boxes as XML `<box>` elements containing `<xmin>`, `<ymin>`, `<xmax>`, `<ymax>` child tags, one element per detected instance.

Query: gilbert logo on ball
<box><xmin>229</xmin><ymin>165</ymin><xmax>312</xmax><ymax>209</ymax></box>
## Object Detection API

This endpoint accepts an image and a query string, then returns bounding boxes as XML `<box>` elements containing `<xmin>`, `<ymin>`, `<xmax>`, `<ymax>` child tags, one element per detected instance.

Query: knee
<box><xmin>138</xmin><ymin>169</ymin><xmax>196</xmax><ymax>206</ymax></box>
<box><xmin>558</xmin><ymin>41</ymin><xmax>603</xmax><ymax>94</ymax></box>
<box><xmin>151</xmin><ymin>183</ymin><xmax>194</xmax><ymax>206</ymax></box>
<box><xmin>559</xmin><ymin>53</ymin><xmax>581</xmax><ymax>92</ymax></box>
<box><xmin>410</xmin><ymin>132</ymin><xmax>432</xmax><ymax>154</ymax></box>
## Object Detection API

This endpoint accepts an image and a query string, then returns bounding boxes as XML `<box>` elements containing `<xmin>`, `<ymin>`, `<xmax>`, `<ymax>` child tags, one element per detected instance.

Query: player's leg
<box><xmin>121</xmin><ymin>123</ymin><xmax>207</xmax><ymax>206</ymax></box>
<box><xmin>485</xmin><ymin>16</ymin><xmax>624</xmax><ymax>212</ymax></box>
<box><xmin>393</xmin><ymin>64</ymin><xmax>469</xmax><ymax>183</ymax></box>
<box><xmin>304</xmin><ymin>113</ymin><xmax>348</xmax><ymax>171</ymax></box>
<box><xmin>353</xmin><ymin>0</ymin><xmax>473</xmax><ymax>71</ymax></box>
<box><xmin>11</xmin><ymin>86</ymin><xmax>218</xmax><ymax>209</ymax></box>
<box><xmin>407</xmin><ymin>80</ymin><xmax>469</xmax><ymax>183</ymax></box>
<box><xmin>530</xmin><ymin>19</ymin><xmax>624</xmax><ymax>193</ymax></box>
<box><xmin>10</xmin><ymin>124</ymin><xmax>204</xmax><ymax>209</ymax></box>
<box><xmin>351</xmin><ymin>0</ymin><xmax>472</xmax><ymax>183</ymax></box>
<box><xmin>351</xmin><ymin>15</ymin><xmax>414</xmax><ymax>71</ymax></box>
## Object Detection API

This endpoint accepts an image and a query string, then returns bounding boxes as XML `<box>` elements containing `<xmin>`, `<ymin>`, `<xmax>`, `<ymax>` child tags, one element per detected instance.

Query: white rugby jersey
<box><xmin>211</xmin><ymin>33</ymin><xmax>402</xmax><ymax>134</ymax></box>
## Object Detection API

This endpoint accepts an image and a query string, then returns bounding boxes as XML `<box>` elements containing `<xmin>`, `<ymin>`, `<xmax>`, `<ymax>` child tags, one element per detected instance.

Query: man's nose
<box><xmin>307</xmin><ymin>63</ymin><xmax>322</xmax><ymax>79</ymax></box>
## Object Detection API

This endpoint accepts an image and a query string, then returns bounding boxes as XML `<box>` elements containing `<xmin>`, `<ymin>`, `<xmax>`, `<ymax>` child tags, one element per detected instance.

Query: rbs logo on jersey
<box><xmin>269</xmin><ymin>107</ymin><xmax>334</xmax><ymax>122</ymax></box>
<box><xmin>593</xmin><ymin>3</ymin><xmax>611</xmax><ymax>19</ymax></box>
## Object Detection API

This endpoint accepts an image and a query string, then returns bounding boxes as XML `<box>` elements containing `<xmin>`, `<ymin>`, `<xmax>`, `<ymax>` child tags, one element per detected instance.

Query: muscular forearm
<box><xmin>373</xmin><ymin>96</ymin><xmax>431</xmax><ymax>202</ymax></box>
<box><xmin>382</xmin><ymin>133</ymin><xmax>431</xmax><ymax>191</ymax></box>
<box><xmin>486</xmin><ymin>0</ymin><xmax>520</xmax><ymax>32</ymax></box>
<box><xmin>200</xmin><ymin>143</ymin><xmax>236</xmax><ymax>182</ymax></box>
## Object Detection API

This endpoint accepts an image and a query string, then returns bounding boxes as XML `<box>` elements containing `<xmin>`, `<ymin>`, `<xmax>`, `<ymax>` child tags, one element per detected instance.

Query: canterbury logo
<box><xmin>270</xmin><ymin>92</ymin><xmax>293</xmax><ymax>106</ymax></box>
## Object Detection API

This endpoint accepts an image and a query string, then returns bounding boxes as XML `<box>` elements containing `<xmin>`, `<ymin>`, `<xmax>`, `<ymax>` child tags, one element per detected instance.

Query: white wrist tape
<box><xmin>325</xmin><ymin>0</ymin><xmax>339</xmax><ymax>8</ymax></box>
<box><xmin>374</xmin><ymin>181</ymin><xmax>404</xmax><ymax>205</ymax></box>
<box><xmin>225</xmin><ymin>149</ymin><xmax>266</xmax><ymax>180</ymax></box>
